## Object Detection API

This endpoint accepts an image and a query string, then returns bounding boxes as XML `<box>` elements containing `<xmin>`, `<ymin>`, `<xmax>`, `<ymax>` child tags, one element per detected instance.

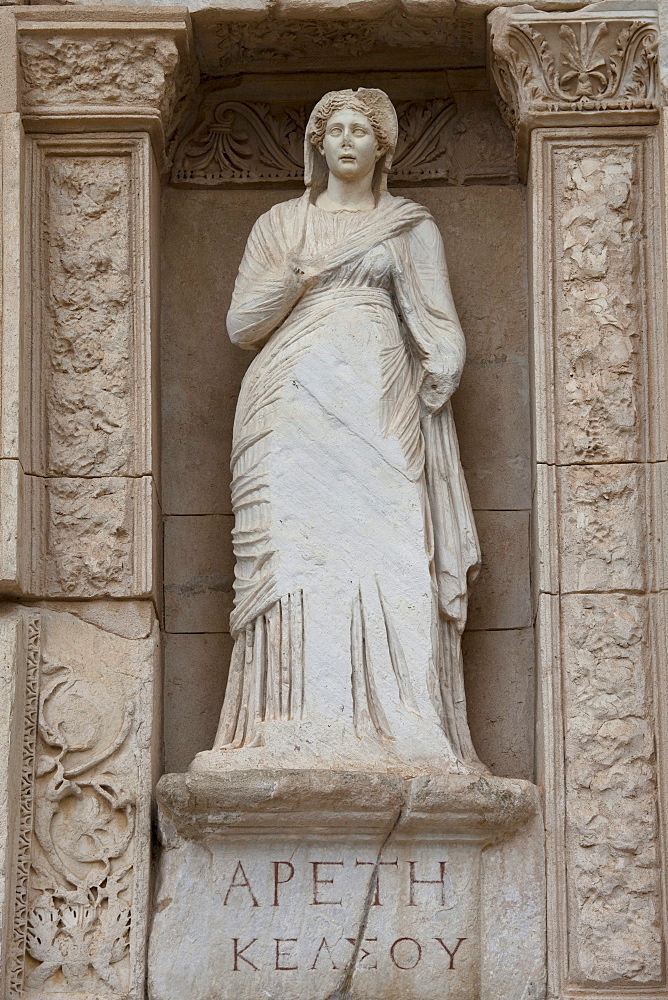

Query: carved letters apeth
<box><xmin>173</xmin><ymin>97</ymin><xmax>457</xmax><ymax>185</ymax></box>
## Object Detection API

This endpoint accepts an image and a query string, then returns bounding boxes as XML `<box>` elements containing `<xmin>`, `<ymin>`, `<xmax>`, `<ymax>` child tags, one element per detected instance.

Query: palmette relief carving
<box><xmin>25</xmin><ymin>652</ymin><xmax>136</xmax><ymax>994</ymax></box>
<box><xmin>562</xmin><ymin>594</ymin><xmax>662</xmax><ymax>983</ymax></box>
<box><xmin>489</xmin><ymin>10</ymin><xmax>659</xmax><ymax>131</ymax></box>
<box><xmin>173</xmin><ymin>97</ymin><xmax>456</xmax><ymax>185</ymax></box>
<box><xmin>171</xmin><ymin>93</ymin><xmax>515</xmax><ymax>186</ymax></box>
<box><xmin>19</xmin><ymin>34</ymin><xmax>180</xmax><ymax>120</ymax></box>
<box><xmin>555</xmin><ymin>145</ymin><xmax>643</xmax><ymax>463</ymax></box>
<box><xmin>42</xmin><ymin>155</ymin><xmax>134</xmax><ymax>477</ymax></box>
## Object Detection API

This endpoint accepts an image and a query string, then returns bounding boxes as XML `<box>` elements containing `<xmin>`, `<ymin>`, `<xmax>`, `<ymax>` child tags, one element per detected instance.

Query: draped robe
<box><xmin>203</xmin><ymin>192</ymin><xmax>481</xmax><ymax>774</ymax></box>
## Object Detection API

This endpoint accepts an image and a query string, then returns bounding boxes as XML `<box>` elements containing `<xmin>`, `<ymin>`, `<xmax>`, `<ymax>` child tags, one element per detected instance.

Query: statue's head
<box><xmin>304</xmin><ymin>89</ymin><xmax>398</xmax><ymax>199</ymax></box>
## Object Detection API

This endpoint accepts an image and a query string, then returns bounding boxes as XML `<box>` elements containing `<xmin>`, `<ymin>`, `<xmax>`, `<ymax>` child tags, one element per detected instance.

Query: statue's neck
<box><xmin>316</xmin><ymin>171</ymin><xmax>376</xmax><ymax>212</ymax></box>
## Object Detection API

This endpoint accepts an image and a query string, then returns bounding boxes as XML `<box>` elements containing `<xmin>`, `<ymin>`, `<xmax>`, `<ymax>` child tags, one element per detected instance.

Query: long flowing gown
<box><xmin>194</xmin><ymin>192</ymin><xmax>481</xmax><ymax>775</ymax></box>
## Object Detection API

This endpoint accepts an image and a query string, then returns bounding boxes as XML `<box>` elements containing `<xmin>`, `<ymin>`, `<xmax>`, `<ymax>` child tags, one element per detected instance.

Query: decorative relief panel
<box><xmin>28</xmin><ymin>135</ymin><xmax>155</xmax><ymax>480</ymax></box>
<box><xmin>212</xmin><ymin>14</ymin><xmax>484</xmax><ymax>73</ymax></box>
<box><xmin>531</xmin><ymin>130</ymin><xmax>663</xmax><ymax>466</ymax></box>
<box><xmin>489</xmin><ymin>8</ymin><xmax>659</xmax><ymax>129</ymax></box>
<box><xmin>26</xmin><ymin>475</ymin><xmax>155</xmax><ymax>599</ymax></box>
<box><xmin>561</xmin><ymin>593</ymin><xmax>662</xmax><ymax>985</ymax></box>
<box><xmin>558</xmin><ymin>465</ymin><xmax>646</xmax><ymax>593</ymax></box>
<box><xmin>553</xmin><ymin>143</ymin><xmax>643</xmax><ymax>464</ymax></box>
<box><xmin>5</xmin><ymin>608</ymin><xmax>159</xmax><ymax>999</ymax></box>
<box><xmin>42</xmin><ymin>154</ymin><xmax>134</xmax><ymax>476</ymax></box>
<box><xmin>171</xmin><ymin>91</ymin><xmax>516</xmax><ymax>187</ymax></box>
<box><xmin>19</xmin><ymin>32</ymin><xmax>180</xmax><ymax>121</ymax></box>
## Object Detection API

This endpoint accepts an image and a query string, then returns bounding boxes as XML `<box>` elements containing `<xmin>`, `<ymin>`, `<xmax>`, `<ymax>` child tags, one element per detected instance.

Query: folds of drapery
<box><xmin>224</xmin><ymin>192</ymin><xmax>482</xmax><ymax>763</ymax></box>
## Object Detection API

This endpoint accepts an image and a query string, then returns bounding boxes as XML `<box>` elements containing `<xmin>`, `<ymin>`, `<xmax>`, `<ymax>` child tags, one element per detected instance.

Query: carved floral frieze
<box><xmin>4</xmin><ymin>609</ymin><xmax>159</xmax><ymax>998</ymax></box>
<box><xmin>171</xmin><ymin>92</ymin><xmax>517</xmax><ymax>186</ymax></box>
<box><xmin>488</xmin><ymin>7</ymin><xmax>659</xmax><ymax>174</ymax></box>
<box><xmin>25</xmin><ymin>654</ymin><xmax>136</xmax><ymax>994</ymax></box>
<box><xmin>214</xmin><ymin>14</ymin><xmax>484</xmax><ymax>73</ymax></box>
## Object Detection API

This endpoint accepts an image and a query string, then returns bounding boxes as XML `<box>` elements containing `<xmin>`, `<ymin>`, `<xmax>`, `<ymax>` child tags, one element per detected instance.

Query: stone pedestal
<box><xmin>148</xmin><ymin>770</ymin><xmax>545</xmax><ymax>1000</ymax></box>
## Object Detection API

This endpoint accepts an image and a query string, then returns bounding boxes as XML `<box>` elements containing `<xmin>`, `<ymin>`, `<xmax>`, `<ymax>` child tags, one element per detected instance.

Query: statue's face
<box><xmin>321</xmin><ymin>108</ymin><xmax>382</xmax><ymax>182</ymax></box>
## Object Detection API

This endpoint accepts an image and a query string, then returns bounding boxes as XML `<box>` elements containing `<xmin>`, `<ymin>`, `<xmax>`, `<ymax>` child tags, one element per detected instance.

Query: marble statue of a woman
<box><xmin>193</xmin><ymin>88</ymin><xmax>482</xmax><ymax>777</ymax></box>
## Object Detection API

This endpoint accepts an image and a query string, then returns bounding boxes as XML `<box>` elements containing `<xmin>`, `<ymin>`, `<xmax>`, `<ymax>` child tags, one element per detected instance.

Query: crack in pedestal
<box><xmin>326</xmin><ymin>803</ymin><xmax>404</xmax><ymax>1000</ymax></box>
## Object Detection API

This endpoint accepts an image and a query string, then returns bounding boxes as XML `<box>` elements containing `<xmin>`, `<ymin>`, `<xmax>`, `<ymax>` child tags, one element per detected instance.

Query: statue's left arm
<box><xmin>391</xmin><ymin>217</ymin><xmax>466</xmax><ymax>413</ymax></box>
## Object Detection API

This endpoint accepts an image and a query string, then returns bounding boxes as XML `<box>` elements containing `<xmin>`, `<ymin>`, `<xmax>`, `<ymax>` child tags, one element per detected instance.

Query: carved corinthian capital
<box><xmin>16</xmin><ymin>8</ymin><xmax>195</xmax><ymax>161</ymax></box>
<box><xmin>488</xmin><ymin>4</ymin><xmax>659</xmax><ymax>175</ymax></box>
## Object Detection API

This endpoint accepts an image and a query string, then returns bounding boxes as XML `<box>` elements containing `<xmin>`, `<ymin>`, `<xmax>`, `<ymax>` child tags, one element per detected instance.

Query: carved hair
<box><xmin>309</xmin><ymin>91</ymin><xmax>392</xmax><ymax>154</ymax></box>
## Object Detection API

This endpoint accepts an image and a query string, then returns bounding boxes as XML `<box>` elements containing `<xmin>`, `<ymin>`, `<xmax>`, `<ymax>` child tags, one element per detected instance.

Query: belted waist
<box><xmin>298</xmin><ymin>285</ymin><xmax>393</xmax><ymax>311</ymax></box>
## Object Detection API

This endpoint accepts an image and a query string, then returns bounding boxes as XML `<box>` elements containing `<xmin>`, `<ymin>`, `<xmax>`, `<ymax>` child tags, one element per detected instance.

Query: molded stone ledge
<box><xmin>13</xmin><ymin>6</ymin><xmax>196</xmax><ymax>163</ymax></box>
<box><xmin>157</xmin><ymin>768</ymin><xmax>539</xmax><ymax>843</ymax></box>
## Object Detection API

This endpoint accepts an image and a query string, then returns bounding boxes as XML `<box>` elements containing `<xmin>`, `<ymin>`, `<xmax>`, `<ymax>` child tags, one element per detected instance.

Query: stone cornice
<box><xmin>14</xmin><ymin>7</ymin><xmax>196</xmax><ymax>163</ymax></box>
<box><xmin>488</xmin><ymin>3</ymin><xmax>659</xmax><ymax>176</ymax></box>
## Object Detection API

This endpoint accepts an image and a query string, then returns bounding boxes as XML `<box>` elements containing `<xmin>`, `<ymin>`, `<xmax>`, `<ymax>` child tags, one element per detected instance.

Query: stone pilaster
<box><xmin>0</xmin><ymin>8</ymin><xmax>194</xmax><ymax>998</ymax></box>
<box><xmin>489</xmin><ymin>7</ymin><xmax>667</xmax><ymax>998</ymax></box>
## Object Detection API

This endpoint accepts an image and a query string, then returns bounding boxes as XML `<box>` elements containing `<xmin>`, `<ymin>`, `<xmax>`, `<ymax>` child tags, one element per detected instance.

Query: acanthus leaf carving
<box><xmin>171</xmin><ymin>95</ymin><xmax>484</xmax><ymax>187</ymax></box>
<box><xmin>489</xmin><ymin>7</ymin><xmax>659</xmax><ymax>142</ymax></box>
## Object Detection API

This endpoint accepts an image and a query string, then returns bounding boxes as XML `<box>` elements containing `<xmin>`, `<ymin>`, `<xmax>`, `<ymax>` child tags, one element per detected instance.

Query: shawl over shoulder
<box><xmin>226</xmin><ymin>192</ymin><xmax>480</xmax><ymax>632</ymax></box>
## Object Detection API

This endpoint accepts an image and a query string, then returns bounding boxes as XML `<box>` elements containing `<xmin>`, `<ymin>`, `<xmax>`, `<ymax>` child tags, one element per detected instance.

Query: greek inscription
<box><xmin>275</xmin><ymin>939</ymin><xmax>298</xmax><ymax>971</ymax></box>
<box><xmin>233</xmin><ymin>938</ymin><xmax>259</xmax><ymax>971</ymax></box>
<box><xmin>435</xmin><ymin>937</ymin><xmax>467</xmax><ymax>970</ymax></box>
<box><xmin>273</xmin><ymin>861</ymin><xmax>295</xmax><ymax>906</ymax></box>
<box><xmin>311</xmin><ymin>861</ymin><xmax>344</xmax><ymax>905</ymax></box>
<box><xmin>408</xmin><ymin>861</ymin><xmax>447</xmax><ymax>906</ymax></box>
<box><xmin>224</xmin><ymin>862</ymin><xmax>260</xmax><ymax>907</ymax></box>
<box><xmin>311</xmin><ymin>938</ymin><xmax>341</xmax><ymax>970</ymax></box>
<box><xmin>355</xmin><ymin>859</ymin><xmax>399</xmax><ymax>905</ymax></box>
<box><xmin>390</xmin><ymin>938</ymin><xmax>422</xmax><ymax>970</ymax></box>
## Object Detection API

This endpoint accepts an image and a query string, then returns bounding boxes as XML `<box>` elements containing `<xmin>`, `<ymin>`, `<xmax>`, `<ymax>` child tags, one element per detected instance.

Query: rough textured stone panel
<box><xmin>42</xmin><ymin>154</ymin><xmax>135</xmax><ymax>476</ymax></box>
<box><xmin>558</xmin><ymin>464</ymin><xmax>646</xmax><ymax>594</ymax></box>
<box><xmin>561</xmin><ymin>593</ymin><xmax>662</xmax><ymax>985</ymax></box>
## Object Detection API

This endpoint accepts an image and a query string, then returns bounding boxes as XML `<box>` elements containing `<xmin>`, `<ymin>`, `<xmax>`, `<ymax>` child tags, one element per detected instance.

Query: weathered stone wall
<box><xmin>160</xmin><ymin>180</ymin><xmax>533</xmax><ymax>778</ymax></box>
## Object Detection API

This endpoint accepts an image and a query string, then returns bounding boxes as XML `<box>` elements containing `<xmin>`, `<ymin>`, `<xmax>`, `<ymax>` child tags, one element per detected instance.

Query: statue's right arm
<box><xmin>226</xmin><ymin>205</ymin><xmax>312</xmax><ymax>350</ymax></box>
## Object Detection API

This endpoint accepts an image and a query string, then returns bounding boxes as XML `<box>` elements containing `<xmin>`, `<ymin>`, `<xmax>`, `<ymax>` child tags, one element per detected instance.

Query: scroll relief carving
<box><xmin>23</xmin><ymin>653</ymin><xmax>137</xmax><ymax>995</ymax></box>
<box><xmin>173</xmin><ymin>97</ymin><xmax>457</xmax><ymax>184</ymax></box>
<box><xmin>19</xmin><ymin>33</ymin><xmax>181</xmax><ymax>122</ymax></box>
<box><xmin>489</xmin><ymin>11</ymin><xmax>659</xmax><ymax>131</ymax></box>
